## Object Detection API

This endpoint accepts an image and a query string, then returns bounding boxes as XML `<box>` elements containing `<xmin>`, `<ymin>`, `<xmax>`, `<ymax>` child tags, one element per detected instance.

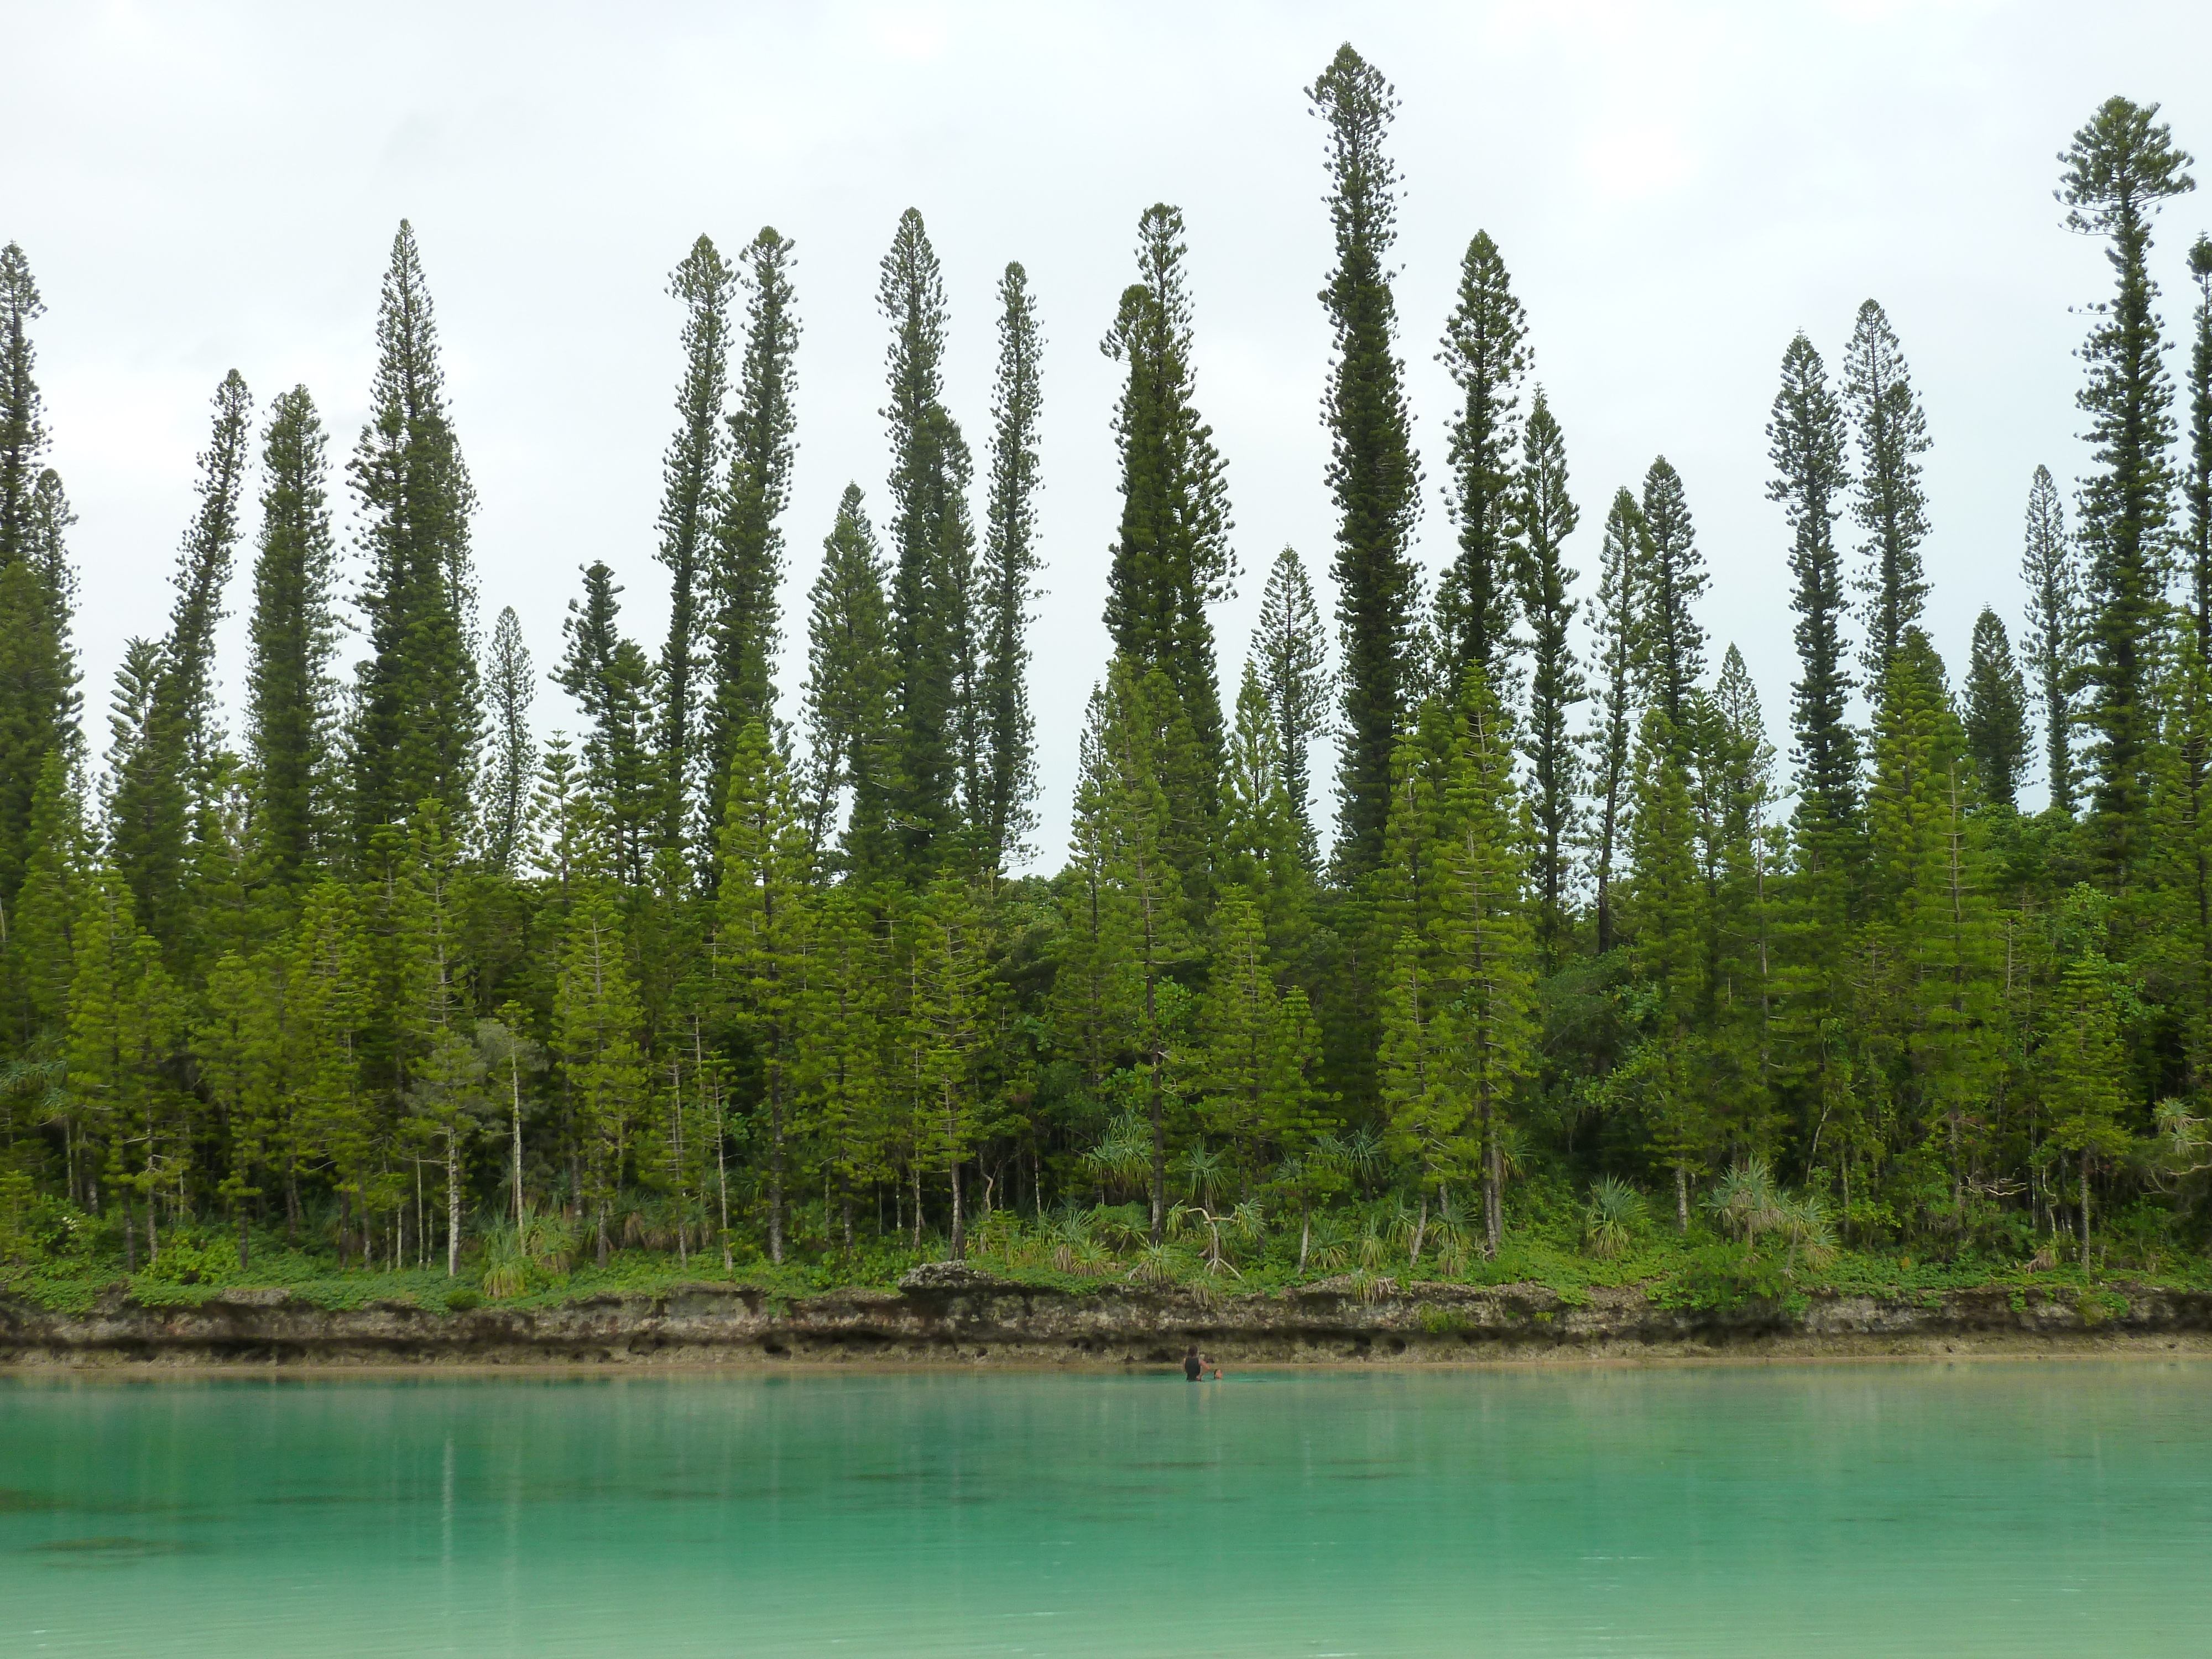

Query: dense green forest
<box><xmin>3</xmin><ymin>51</ymin><xmax>2211</xmax><ymax>1305</ymax></box>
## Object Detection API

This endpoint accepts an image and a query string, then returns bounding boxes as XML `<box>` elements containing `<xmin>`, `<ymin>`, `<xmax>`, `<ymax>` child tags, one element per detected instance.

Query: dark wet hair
<box><xmin>1186</xmin><ymin>1344</ymin><xmax>1198</xmax><ymax>1357</ymax></box>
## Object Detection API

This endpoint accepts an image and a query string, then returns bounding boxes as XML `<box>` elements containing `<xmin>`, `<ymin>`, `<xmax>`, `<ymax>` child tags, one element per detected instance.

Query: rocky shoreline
<box><xmin>6</xmin><ymin>1265</ymin><xmax>2211</xmax><ymax>1369</ymax></box>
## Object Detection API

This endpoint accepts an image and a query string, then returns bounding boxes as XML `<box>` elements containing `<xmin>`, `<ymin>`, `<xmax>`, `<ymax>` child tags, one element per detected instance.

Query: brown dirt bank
<box><xmin>6</xmin><ymin>1266</ymin><xmax>2212</xmax><ymax>1369</ymax></box>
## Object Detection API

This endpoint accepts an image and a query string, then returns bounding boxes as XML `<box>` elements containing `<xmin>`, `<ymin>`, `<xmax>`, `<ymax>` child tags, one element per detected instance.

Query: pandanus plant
<box><xmin>1582</xmin><ymin>1177</ymin><xmax>1645</xmax><ymax>1260</ymax></box>
<box><xmin>1703</xmin><ymin>1159</ymin><xmax>1838</xmax><ymax>1278</ymax></box>
<box><xmin>478</xmin><ymin>1204</ymin><xmax>575</xmax><ymax>1300</ymax></box>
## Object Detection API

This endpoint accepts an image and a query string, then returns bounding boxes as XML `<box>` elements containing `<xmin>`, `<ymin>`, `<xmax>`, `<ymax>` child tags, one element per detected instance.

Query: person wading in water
<box><xmin>1182</xmin><ymin>1345</ymin><xmax>1220</xmax><ymax>1380</ymax></box>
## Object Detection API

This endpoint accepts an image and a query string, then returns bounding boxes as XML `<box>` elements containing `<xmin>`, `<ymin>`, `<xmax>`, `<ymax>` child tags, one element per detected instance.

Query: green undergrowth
<box><xmin>7</xmin><ymin>1220</ymin><xmax>2211</xmax><ymax>1321</ymax></box>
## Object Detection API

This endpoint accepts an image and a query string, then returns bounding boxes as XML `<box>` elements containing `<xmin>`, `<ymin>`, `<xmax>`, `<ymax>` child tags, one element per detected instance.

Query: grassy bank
<box><xmin>7</xmin><ymin>1195</ymin><xmax>2205</xmax><ymax>1324</ymax></box>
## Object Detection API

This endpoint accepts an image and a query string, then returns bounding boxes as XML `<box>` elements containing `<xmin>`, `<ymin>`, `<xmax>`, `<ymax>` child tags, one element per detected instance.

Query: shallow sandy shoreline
<box><xmin>8</xmin><ymin>1271</ymin><xmax>2212</xmax><ymax>1371</ymax></box>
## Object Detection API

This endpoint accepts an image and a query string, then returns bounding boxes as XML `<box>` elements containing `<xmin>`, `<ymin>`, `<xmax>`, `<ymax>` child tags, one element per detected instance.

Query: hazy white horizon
<box><xmin>11</xmin><ymin>1</ymin><xmax>2211</xmax><ymax>864</ymax></box>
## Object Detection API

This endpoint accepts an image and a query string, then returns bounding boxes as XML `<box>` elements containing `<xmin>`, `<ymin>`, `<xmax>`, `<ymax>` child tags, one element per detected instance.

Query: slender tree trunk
<box><xmin>2070</xmin><ymin>1159</ymin><xmax>2088</xmax><ymax>1274</ymax></box>
<box><xmin>1480</xmin><ymin>1097</ymin><xmax>1500</xmax><ymax>1257</ymax></box>
<box><xmin>123</xmin><ymin>1198</ymin><xmax>137</xmax><ymax>1274</ymax></box>
<box><xmin>768</xmin><ymin>1044</ymin><xmax>786</xmax><ymax>1266</ymax></box>
<box><xmin>1485</xmin><ymin>1136</ymin><xmax>1503</xmax><ymax>1258</ymax></box>
<box><xmin>949</xmin><ymin>1159</ymin><xmax>964</xmax><ymax>1261</ymax></box>
<box><xmin>1675</xmin><ymin>1166</ymin><xmax>1690</xmax><ymax>1234</ymax></box>
<box><xmin>1298</xmin><ymin>1202</ymin><xmax>1311</xmax><ymax>1276</ymax></box>
<box><xmin>447</xmin><ymin>1129</ymin><xmax>461</xmax><ymax>1277</ymax></box>
<box><xmin>1146</xmin><ymin>968</ymin><xmax>1166</xmax><ymax>1246</ymax></box>
<box><xmin>714</xmin><ymin>1098</ymin><xmax>731</xmax><ymax>1272</ymax></box>
<box><xmin>511</xmin><ymin>1052</ymin><xmax>525</xmax><ymax>1228</ymax></box>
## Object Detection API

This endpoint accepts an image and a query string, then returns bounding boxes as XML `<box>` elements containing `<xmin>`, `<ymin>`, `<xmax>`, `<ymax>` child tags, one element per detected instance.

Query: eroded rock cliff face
<box><xmin>6</xmin><ymin>1269</ymin><xmax>2211</xmax><ymax>1368</ymax></box>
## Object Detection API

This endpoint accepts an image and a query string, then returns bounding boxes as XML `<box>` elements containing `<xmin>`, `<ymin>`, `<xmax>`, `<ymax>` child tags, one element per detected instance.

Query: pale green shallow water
<box><xmin>3</xmin><ymin>1362</ymin><xmax>2210</xmax><ymax>1657</ymax></box>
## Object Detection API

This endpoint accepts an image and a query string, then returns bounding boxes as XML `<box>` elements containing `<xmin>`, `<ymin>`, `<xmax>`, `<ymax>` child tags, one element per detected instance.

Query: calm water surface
<box><xmin>3</xmin><ymin>1360</ymin><xmax>2208</xmax><ymax>1657</ymax></box>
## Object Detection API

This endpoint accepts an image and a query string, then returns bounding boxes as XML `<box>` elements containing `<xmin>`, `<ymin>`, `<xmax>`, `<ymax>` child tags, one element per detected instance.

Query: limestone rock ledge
<box><xmin>4</xmin><ymin>1280</ymin><xmax>2210</xmax><ymax>1368</ymax></box>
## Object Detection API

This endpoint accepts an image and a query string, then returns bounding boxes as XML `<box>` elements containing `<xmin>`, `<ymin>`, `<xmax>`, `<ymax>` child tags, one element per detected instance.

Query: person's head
<box><xmin>1186</xmin><ymin>1344</ymin><xmax>1198</xmax><ymax>1358</ymax></box>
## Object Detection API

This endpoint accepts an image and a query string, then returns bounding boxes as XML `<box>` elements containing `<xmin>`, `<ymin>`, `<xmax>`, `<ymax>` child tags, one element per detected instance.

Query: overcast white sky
<box><xmin>11</xmin><ymin>0</ymin><xmax>2212</xmax><ymax>863</ymax></box>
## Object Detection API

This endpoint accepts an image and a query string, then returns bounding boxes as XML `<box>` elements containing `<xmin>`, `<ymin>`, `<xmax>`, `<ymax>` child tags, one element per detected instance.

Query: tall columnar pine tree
<box><xmin>393</xmin><ymin>798</ymin><xmax>478</xmax><ymax>1275</ymax></box>
<box><xmin>347</xmin><ymin>222</ymin><xmax>482</xmax><ymax>846</ymax></box>
<box><xmin>554</xmin><ymin>884</ymin><xmax>645</xmax><ymax>1266</ymax></box>
<box><xmin>1072</xmin><ymin>660</ymin><xmax>1191</xmax><ymax>1243</ymax></box>
<box><xmin>1768</xmin><ymin>333</ymin><xmax>1860</xmax><ymax>854</ymax></box>
<box><xmin>705</xmin><ymin>227</ymin><xmax>800</xmax><ymax>851</ymax></box>
<box><xmin>1766</xmin><ymin>333</ymin><xmax>1865</xmax><ymax>1177</ymax></box>
<box><xmin>109</xmin><ymin>371</ymin><xmax>252</xmax><ymax>955</ymax></box>
<box><xmin>879</xmin><ymin>210</ymin><xmax>976</xmax><ymax>877</ymax></box>
<box><xmin>1219</xmin><ymin>662</ymin><xmax>1311</xmax><ymax>945</ymax></box>
<box><xmin>1253</xmin><ymin>547</ymin><xmax>1334</xmax><ymax>870</ymax></box>
<box><xmin>978</xmin><ymin>261</ymin><xmax>1044</xmax><ymax>874</ymax></box>
<box><xmin>2041</xmin><ymin>934</ymin><xmax>2131</xmax><ymax>1267</ymax></box>
<box><xmin>1637</xmin><ymin>457</ymin><xmax>1708</xmax><ymax>733</ymax></box>
<box><xmin>1585</xmin><ymin>490</ymin><xmax>1641</xmax><ymax>954</ymax></box>
<box><xmin>2059</xmin><ymin>98</ymin><xmax>2195</xmax><ymax>890</ymax></box>
<box><xmin>2021</xmin><ymin>465</ymin><xmax>2081</xmax><ymax>814</ymax></box>
<box><xmin>910</xmin><ymin>874</ymin><xmax>992</xmax><ymax>1258</ymax></box>
<box><xmin>0</xmin><ymin>466</ymin><xmax>77</xmax><ymax>919</ymax></box>
<box><xmin>1438</xmin><ymin>667</ymin><xmax>1535</xmax><ymax>1255</ymax></box>
<box><xmin>1101</xmin><ymin>205</ymin><xmax>1235</xmax><ymax>790</ymax></box>
<box><xmin>481</xmin><ymin>607</ymin><xmax>535</xmax><ymax>875</ymax></box>
<box><xmin>1867</xmin><ymin>634</ymin><xmax>2001</xmax><ymax>1208</ymax></box>
<box><xmin>799</xmin><ymin>886</ymin><xmax>887</xmax><ymax>1249</ymax></box>
<box><xmin>2151</xmin><ymin>616</ymin><xmax>2212</xmax><ymax>1089</ymax></box>
<box><xmin>800</xmin><ymin>486</ymin><xmax>894</xmax><ymax>865</ymax></box>
<box><xmin>1375</xmin><ymin>696</ymin><xmax>1455</xmax><ymax>1209</ymax></box>
<box><xmin>717</xmin><ymin>719</ymin><xmax>809</xmax><ymax>1264</ymax></box>
<box><xmin>0</xmin><ymin>243</ymin><xmax>48</xmax><ymax>568</ymax></box>
<box><xmin>196</xmin><ymin>941</ymin><xmax>282</xmax><ymax>1268</ymax></box>
<box><xmin>1963</xmin><ymin>609</ymin><xmax>2032</xmax><ymax>808</ymax></box>
<box><xmin>287</xmin><ymin>877</ymin><xmax>369</xmax><ymax>1257</ymax></box>
<box><xmin>1199</xmin><ymin>883</ymin><xmax>1321</xmax><ymax>1151</ymax></box>
<box><xmin>1202</xmin><ymin>883</ymin><xmax>1329</xmax><ymax>1252</ymax></box>
<box><xmin>1704</xmin><ymin>647</ymin><xmax>1784</xmax><ymax>1139</ymax></box>
<box><xmin>1434</xmin><ymin>231</ymin><xmax>1528</xmax><ymax>696</ymax></box>
<box><xmin>2187</xmin><ymin>234</ymin><xmax>2212</xmax><ymax>659</ymax></box>
<box><xmin>1311</xmin><ymin>44</ymin><xmax>1423</xmax><ymax>883</ymax></box>
<box><xmin>1621</xmin><ymin>707</ymin><xmax>1710</xmax><ymax>1229</ymax></box>
<box><xmin>65</xmin><ymin>872</ymin><xmax>179</xmax><ymax>1265</ymax></box>
<box><xmin>245</xmin><ymin>386</ymin><xmax>340</xmax><ymax>886</ymax></box>
<box><xmin>0</xmin><ymin>243</ymin><xmax>80</xmax><ymax>918</ymax></box>
<box><xmin>1840</xmin><ymin>300</ymin><xmax>1933</xmax><ymax>672</ymax></box>
<box><xmin>11</xmin><ymin>754</ymin><xmax>84</xmax><ymax>1050</ymax></box>
<box><xmin>654</xmin><ymin>235</ymin><xmax>735</xmax><ymax>854</ymax></box>
<box><xmin>559</xmin><ymin>563</ymin><xmax>662</xmax><ymax>891</ymax></box>
<box><xmin>1514</xmin><ymin>390</ymin><xmax>1582</xmax><ymax>962</ymax></box>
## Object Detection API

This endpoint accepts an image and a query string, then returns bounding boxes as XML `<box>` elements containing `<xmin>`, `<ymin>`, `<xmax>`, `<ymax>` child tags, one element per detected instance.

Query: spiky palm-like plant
<box><xmin>1582</xmin><ymin>1177</ymin><xmax>1645</xmax><ymax>1260</ymax></box>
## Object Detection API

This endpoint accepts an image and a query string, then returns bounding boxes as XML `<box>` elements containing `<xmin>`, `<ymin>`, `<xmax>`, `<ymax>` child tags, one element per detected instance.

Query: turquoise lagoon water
<box><xmin>3</xmin><ymin>1360</ymin><xmax>2210</xmax><ymax>1657</ymax></box>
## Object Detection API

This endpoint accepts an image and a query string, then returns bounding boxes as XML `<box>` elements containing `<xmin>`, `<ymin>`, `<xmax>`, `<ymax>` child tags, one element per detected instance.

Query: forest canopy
<box><xmin>3</xmin><ymin>53</ymin><xmax>2211</xmax><ymax>1297</ymax></box>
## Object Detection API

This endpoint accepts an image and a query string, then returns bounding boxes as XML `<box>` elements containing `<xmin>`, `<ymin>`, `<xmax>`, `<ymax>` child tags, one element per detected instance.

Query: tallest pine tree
<box><xmin>705</xmin><ymin>225</ymin><xmax>800</xmax><ymax>847</ymax></box>
<box><xmin>1101</xmin><ymin>204</ymin><xmax>1234</xmax><ymax>770</ymax></box>
<box><xmin>1311</xmin><ymin>44</ymin><xmax>1422</xmax><ymax>882</ymax></box>
<box><xmin>2185</xmin><ymin>233</ymin><xmax>2212</xmax><ymax>660</ymax></box>
<box><xmin>879</xmin><ymin>210</ymin><xmax>975</xmax><ymax>879</ymax></box>
<box><xmin>653</xmin><ymin>235</ymin><xmax>735</xmax><ymax>857</ymax></box>
<box><xmin>0</xmin><ymin>243</ymin><xmax>77</xmax><ymax>912</ymax></box>
<box><xmin>2059</xmin><ymin>98</ymin><xmax>2194</xmax><ymax>890</ymax></box>
<box><xmin>347</xmin><ymin>221</ymin><xmax>483</xmax><ymax>846</ymax></box>
<box><xmin>0</xmin><ymin>244</ymin><xmax>49</xmax><ymax>570</ymax></box>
